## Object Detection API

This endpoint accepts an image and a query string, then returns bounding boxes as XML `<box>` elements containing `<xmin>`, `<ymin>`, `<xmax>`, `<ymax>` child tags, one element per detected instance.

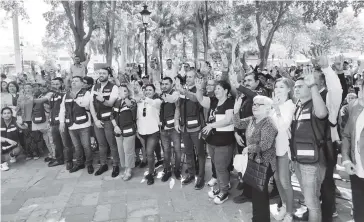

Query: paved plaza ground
<box><xmin>1</xmin><ymin>154</ymin><xmax>354</xmax><ymax>222</ymax></box>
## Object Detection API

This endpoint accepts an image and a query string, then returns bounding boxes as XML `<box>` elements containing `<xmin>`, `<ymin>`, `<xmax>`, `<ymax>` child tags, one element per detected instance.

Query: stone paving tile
<box><xmin>110</xmin><ymin>202</ymin><xmax>127</xmax><ymax>220</ymax></box>
<box><xmin>62</xmin><ymin>205</ymin><xmax>97</xmax><ymax>216</ymax></box>
<box><xmin>62</xmin><ymin>213</ymin><xmax>95</xmax><ymax>222</ymax></box>
<box><xmin>94</xmin><ymin>204</ymin><xmax>112</xmax><ymax>221</ymax></box>
<box><xmin>127</xmin><ymin>199</ymin><xmax>159</xmax><ymax>218</ymax></box>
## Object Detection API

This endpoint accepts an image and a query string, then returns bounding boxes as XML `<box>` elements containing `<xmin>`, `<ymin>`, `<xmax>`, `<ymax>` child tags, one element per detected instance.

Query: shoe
<box><xmin>161</xmin><ymin>170</ymin><xmax>172</xmax><ymax>182</ymax></box>
<box><xmin>123</xmin><ymin>168</ymin><xmax>132</xmax><ymax>181</ymax></box>
<box><xmin>48</xmin><ymin>160</ymin><xmax>64</xmax><ymax>167</ymax></box>
<box><xmin>66</xmin><ymin>162</ymin><xmax>73</xmax><ymax>170</ymax></box>
<box><xmin>44</xmin><ymin>157</ymin><xmax>52</xmax><ymax>162</ymax></box>
<box><xmin>145</xmin><ymin>173</ymin><xmax>155</xmax><ymax>185</ymax></box>
<box><xmin>174</xmin><ymin>169</ymin><xmax>182</xmax><ymax>180</ymax></box>
<box><xmin>293</xmin><ymin>209</ymin><xmax>309</xmax><ymax>221</ymax></box>
<box><xmin>233</xmin><ymin>193</ymin><xmax>250</xmax><ymax>204</ymax></box>
<box><xmin>155</xmin><ymin>160</ymin><xmax>163</xmax><ymax>169</ymax></box>
<box><xmin>48</xmin><ymin>159</ymin><xmax>56</xmax><ymax>165</ymax></box>
<box><xmin>26</xmin><ymin>156</ymin><xmax>32</xmax><ymax>161</ymax></box>
<box><xmin>332</xmin><ymin>211</ymin><xmax>338</xmax><ymax>218</ymax></box>
<box><xmin>182</xmin><ymin>175</ymin><xmax>195</xmax><ymax>185</ymax></box>
<box><xmin>208</xmin><ymin>188</ymin><xmax>220</xmax><ymax>199</ymax></box>
<box><xmin>69</xmin><ymin>164</ymin><xmax>85</xmax><ymax>173</ymax></box>
<box><xmin>33</xmin><ymin>156</ymin><xmax>40</xmax><ymax>160</ymax></box>
<box><xmin>0</xmin><ymin>162</ymin><xmax>9</xmax><ymax>171</ymax></box>
<box><xmin>282</xmin><ymin>214</ymin><xmax>293</xmax><ymax>222</ymax></box>
<box><xmin>9</xmin><ymin>153</ymin><xmax>16</xmax><ymax>163</ymax></box>
<box><xmin>95</xmin><ymin>164</ymin><xmax>108</xmax><ymax>176</ymax></box>
<box><xmin>139</xmin><ymin>161</ymin><xmax>147</xmax><ymax>168</ymax></box>
<box><xmin>111</xmin><ymin>166</ymin><xmax>120</xmax><ymax>178</ymax></box>
<box><xmin>207</xmin><ymin>177</ymin><xmax>217</xmax><ymax>187</ymax></box>
<box><xmin>214</xmin><ymin>192</ymin><xmax>228</xmax><ymax>204</ymax></box>
<box><xmin>194</xmin><ymin>178</ymin><xmax>205</xmax><ymax>190</ymax></box>
<box><xmin>135</xmin><ymin>159</ymin><xmax>141</xmax><ymax>167</ymax></box>
<box><xmin>87</xmin><ymin>165</ymin><xmax>94</xmax><ymax>174</ymax></box>
<box><xmin>273</xmin><ymin>204</ymin><xmax>286</xmax><ymax>221</ymax></box>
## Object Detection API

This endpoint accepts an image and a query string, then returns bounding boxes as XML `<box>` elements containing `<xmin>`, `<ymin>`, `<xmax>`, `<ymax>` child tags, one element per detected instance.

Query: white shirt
<box><xmin>164</xmin><ymin>66</ymin><xmax>177</xmax><ymax>80</ymax></box>
<box><xmin>355</xmin><ymin>109</ymin><xmax>364</xmax><ymax>178</ymax></box>
<box><xmin>59</xmin><ymin>90</ymin><xmax>91</xmax><ymax>130</ymax></box>
<box><xmin>271</xmin><ymin>99</ymin><xmax>295</xmax><ymax>158</ymax></box>
<box><xmin>70</xmin><ymin>61</ymin><xmax>88</xmax><ymax>77</ymax></box>
<box><xmin>137</xmin><ymin>97</ymin><xmax>162</xmax><ymax>135</ymax></box>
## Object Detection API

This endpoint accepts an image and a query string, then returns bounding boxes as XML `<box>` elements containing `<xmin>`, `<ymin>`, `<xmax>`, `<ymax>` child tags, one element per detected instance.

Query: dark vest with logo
<box><xmin>160</xmin><ymin>89</ymin><xmax>176</xmax><ymax>129</ymax></box>
<box><xmin>290</xmin><ymin>100</ymin><xmax>328</xmax><ymax>164</ymax></box>
<box><xmin>179</xmin><ymin>86</ymin><xmax>202</xmax><ymax>129</ymax></box>
<box><xmin>93</xmin><ymin>81</ymin><xmax>114</xmax><ymax>121</ymax></box>
<box><xmin>1</xmin><ymin>117</ymin><xmax>19</xmax><ymax>147</ymax></box>
<box><xmin>49</xmin><ymin>92</ymin><xmax>64</xmax><ymax>126</ymax></box>
<box><xmin>112</xmin><ymin>99</ymin><xmax>137</xmax><ymax>137</ymax></box>
<box><xmin>64</xmin><ymin>89</ymin><xmax>89</xmax><ymax>127</ymax></box>
<box><xmin>32</xmin><ymin>94</ymin><xmax>47</xmax><ymax>124</ymax></box>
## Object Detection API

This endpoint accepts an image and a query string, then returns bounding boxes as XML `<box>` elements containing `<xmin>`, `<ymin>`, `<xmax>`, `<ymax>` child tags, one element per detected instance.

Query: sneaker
<box><xmin>207</xmin><ymin>177</ymin><xmax>217</xmax><ymax>187</ymax></box>
<box><xmin>182</xmin><ymin>175</ymin><xmax>195</xmax><ymax>185</ymax></box>
<box><xmin>282</xmin><ymin>214</ymin><xmax>293</xmax><ymax>222</ymax></box>
<box><xmin>208</xmin><ymin>188</ymin><xmax>220</xmax><ymax>198</ymax></box>
<box><xmin>26</xmin><ymin>157</ymin><xmax>32</xmax><ymax>161</ymax></box>
<box><xmin>161</xmin><ymin>170</ymin><xmax>172</xmax><ymax>182</ymax></box>
<box><xmin>44</xmin><ymin>157</ymin><xmax>52</xmax><ymax>162</ymax></box>
<box><xmin>33</xmin><ymin>156</ymin><xmax>40</xmax><ymax>160</ymax></box>
<box><xmin>0</xmin><ymin>162</ymin><xmax>9</xmax><ymax>171</ymax></box>
<box><xmin>332</xmin><ymin>211</ymin><xmax>338</xmax><ymax>218</ymax></box>
<box><xmin>214</xmin><ymin>192</ymin><xmax>228</xmax><ymax>204</ymax></box>
<box><xmin>273</xmin><ymin>204</ymin><xmax>287</xmax><ymax>221</ymax></box>
<box><xmin>155</xmin><ymin>160</ymin><xmax>163</xmax><ymax>169</ymax></box>
<box><xmin>194</xmin><ymin>178</ymin><xmax>205</xmax><ymax>190</ymax></box>
<box><xmin>9</xmin><ymin>153</ymin><xmax>16</xmax><ymax>163</ymax></box>
<box><xmin>145</xmin><ymin>173</ymin><xmax>155</xmax><ymax>185</ymax></box>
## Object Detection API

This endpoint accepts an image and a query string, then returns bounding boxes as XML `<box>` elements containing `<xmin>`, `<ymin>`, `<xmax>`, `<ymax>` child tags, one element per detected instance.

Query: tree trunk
<box><xmin>203</xmin><ymin>0</ymin><xmax>209</xmax><ymax>60</ymax></box>
<box><xmin>159</xmin><ymin>39</ymin><xmax>163</xmax><ymax>79</ymax></box>
<box><xmin>182</xmin><ymin>36</ymin><xmax>187</xmax><ymax>59</ymax></box>
<box><xmin>106</xmin><ymin>1</ymin><xmax>116</xmax><ymax>66</ymax></box>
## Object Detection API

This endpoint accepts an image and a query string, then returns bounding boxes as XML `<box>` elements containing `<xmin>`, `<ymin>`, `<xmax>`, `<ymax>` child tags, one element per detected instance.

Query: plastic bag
<box><xmin>233</xmin><ymin>154</ymin><xmax>248</xmax><ymax>176</ymax></box>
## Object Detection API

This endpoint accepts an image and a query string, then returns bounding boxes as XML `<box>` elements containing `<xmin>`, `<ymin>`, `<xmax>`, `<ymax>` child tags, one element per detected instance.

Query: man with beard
<box><xmin>90</xmin><ymin>67</ymin><xmax>120</xmax><ymax>177</ymax></box>
<box><xmin>33</xmin><ymin>78</ymin><xmax>73</xmax><ymax>169</ymax></box>
<box><xmin>159</xmin><ymin>77</ymin><xmax>181</xmax><ymax>181</ymax></box>
<box><xmin>70</xmin><ymin>54</ymin><xmax>91</xmax><ymax>77</ymax></box>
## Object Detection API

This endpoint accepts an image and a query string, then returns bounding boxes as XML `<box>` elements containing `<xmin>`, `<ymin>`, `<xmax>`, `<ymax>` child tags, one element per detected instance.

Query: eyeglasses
<box><xmin>143</xmin><ymin>107</ymin><xmax>146</xmax><ymax>117</ymax></box>
<box><xmin>252</xmin><ymin>103</ymin><xmax>266</xmax><ymax>107</ymax></box>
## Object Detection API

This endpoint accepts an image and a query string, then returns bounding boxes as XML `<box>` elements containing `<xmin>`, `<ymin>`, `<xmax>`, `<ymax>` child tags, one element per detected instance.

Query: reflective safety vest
<box><xmin>1</xmin><ymin>117</ymin><xmax>19</xmax><ymax>146</ymax></box>
<box><xmin>179</xmin><ymin>86</ymin><xmax>202</xmax><ymax>129</ymax></box>
<box><xmin>112</xmin><ymin>99</ymin><xmax>137</xmax><ymax>137</ymax></box>
<box><xmin>290</xmin><ymin>100</ymin><xmax>327</xmax><ymax>164</ymax></box>
<box><xmin>160</xmin><ymin>89</ymin><xmax>176</xmax><ymax>129</ymax></box>
<box><xmin>93</xmin><ymin>81</ymin><xmax>114</xmax><ymax>121</ymax></box>
<box><xmin>64</xmin><ymin>89</ymin><xmax>89</xmax><ymax>127</ymax></box>
<box><xmin>49</xmin><ymin>92</ymin><xmax>64</xmax><ymax>126</ymax></box>
<box><xmin>32</xmin><ymin>94</ymin><xmax>47</xmax><ymax>124</ymax></box>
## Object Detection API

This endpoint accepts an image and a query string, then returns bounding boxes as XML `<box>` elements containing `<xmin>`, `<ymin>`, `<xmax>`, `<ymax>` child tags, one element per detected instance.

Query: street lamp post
<box><xmin>20</xmin><ymin>42</ymin><xmax>24</xmax><ymax>72</ymax></box>
<box><xmin>140</xmin><ymin>5</ymin><xmax>151</xmax><ymax>77</ymax></box>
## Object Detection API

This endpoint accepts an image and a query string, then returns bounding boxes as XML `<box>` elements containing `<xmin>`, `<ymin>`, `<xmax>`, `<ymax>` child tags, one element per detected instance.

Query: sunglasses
<box><xmin>143</xmin><ymin>107</ymin><xmax>146</xmax><ymax>117</ymax></box>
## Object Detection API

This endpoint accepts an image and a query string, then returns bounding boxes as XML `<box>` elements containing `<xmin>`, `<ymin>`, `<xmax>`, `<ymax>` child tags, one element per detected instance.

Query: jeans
<box><xmin>208</xmin><ymin>143</ymin><xmax>234</xmax><ymax>194</ymax></box>
<box><xmin>293</xmin><ymin>161</ymin><xmax>326</xmax><ymax>222</ymax></box>
<box><xmin>1</xmin><ymin>146</ymin><xmax>21</xmax><ymax>163</ymax></box>
<box><xmin>69</xmin><ymin>127</ymin><xmax>93</xmax><ymax>166</ymax></box>
<box><xmin>94</xmin><ymin>120</ymin><xmax>120</xmax><ymax>166</ymax></box>
<box><xmin>51</xmin><ymin>125</ymin><xmax>73</xmax><ymax>163</ymax></box>
<box><xmin>274</xmin><ymin>153</ymin><xmax>294</xmax><ymax>214</ymax></box>
<box><xmin>115</xmin><ymin>135</ymin><xmax>135</xmax><ymax>168</ymax></box>
<box><xmin>182</xmin><ymin>131</ymin><xmax>205</xmax><ymax>179</ymax></box>
<box><xmin>212</xmin><ymin>156</ymin><xmax>234</xmax><ymax>179</ymax></box>
<box><xmin>39</xmin><ymin>128</ymin><xmax>55</xmax><ymax>158</ymax></box>
<box><xmin>160</xmin><ymin>129</ymin><xmax>181</xmax><ymax>171</ymax></box>
<box><xmin>350</xmin><ymin>174</ymin><xmax>364</xmax><ymax>222</ymax></box>
<box><xmin>251</xmin><ymin>165</ymin><xmax>273</xmax><ymax>222</ymax></box>
<box><xmin>139</xmin><ymin>132</ymin><xmax>160</xmax><ymax>174</ymax></box>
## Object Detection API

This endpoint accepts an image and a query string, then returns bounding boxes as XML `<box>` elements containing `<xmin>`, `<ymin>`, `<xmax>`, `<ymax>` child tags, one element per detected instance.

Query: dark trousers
<box><xmin>139</xmin><ymin>132</ymin><xmax>160</xmax><ymax>174</ymax></box>
<box><xmin>321</xmin><ymin>157</ymin><xmax>337</xmax><ymax>222</ymax></box>
<box><xmin>182</xmin><ymin>131</ymin><xmax>205</xmax><ymax>179</ymax></box>
<box><xmin>350</xmin><ymin>174</ymin><xmax>364</xmax><ymax>222</ymax></box>
<box><xmin>51</xmin><ymin>125</ymin><xmax>73</xmax><ymax>162</ymax></box>
<box><xmin>212</xmin><ymin>156</ymin><xmax>234</xmax><ymax>179</ymax></box>
<box><xmin>251</xmin><ymin>166</ymin><xmax>273</xmax><ymax>222</ymax></box>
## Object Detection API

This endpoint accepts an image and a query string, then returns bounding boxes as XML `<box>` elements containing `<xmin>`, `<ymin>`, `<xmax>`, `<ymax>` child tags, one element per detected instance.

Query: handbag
<box><xmin>242</xmin><ymin>153</ymin><xmax>269</xmax><ymax>192</ymax></box>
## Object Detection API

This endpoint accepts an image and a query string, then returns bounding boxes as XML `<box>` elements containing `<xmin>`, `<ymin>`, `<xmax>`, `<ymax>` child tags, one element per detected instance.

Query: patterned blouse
<box><xmin>233</xmin><ymin>113</ymin><xmax>278</xmax><ymax>172</ymax></box>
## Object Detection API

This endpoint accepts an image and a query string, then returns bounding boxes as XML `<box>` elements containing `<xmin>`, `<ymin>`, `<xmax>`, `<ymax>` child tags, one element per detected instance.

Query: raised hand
<box><xmin>234</xmin><ymin>96</ymin><xmax>243</xmax><ymax>114</ymax></box>
<box><xmin>195</xmin><ymin>78</ymin><xmax>204</xmax><ymax>91</ymax></box>
<box><xmin>302</xmin><ymin>66</ymin><xmax>316</xmax><ymax>87</ymax></box>
<box><xmin>229</xmin><ymin>71</ymin><xmax>240</xmax><ymax>89</ymax></box>
<box><xmin>308</xmin><ymin>46</ymin><xmax>329</xmax><ymax>69</ymax></box>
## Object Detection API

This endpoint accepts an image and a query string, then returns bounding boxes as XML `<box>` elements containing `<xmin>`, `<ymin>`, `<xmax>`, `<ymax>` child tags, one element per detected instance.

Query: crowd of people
<box><xmin>1</xmin><ymin>46</ymin><xmax>364</xmax><ymax>222</ymax></box>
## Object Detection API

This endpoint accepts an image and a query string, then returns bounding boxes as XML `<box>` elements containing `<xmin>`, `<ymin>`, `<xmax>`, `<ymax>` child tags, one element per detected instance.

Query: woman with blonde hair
<box><xmin>233</xmin><ymin>95</ymin><xmax>278</xmax><ymax>222</ymax></box>
<box><xmin>271</xmin><ymin>77</ymin><xmax>296</xmax><ymax>222</ymax></box>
